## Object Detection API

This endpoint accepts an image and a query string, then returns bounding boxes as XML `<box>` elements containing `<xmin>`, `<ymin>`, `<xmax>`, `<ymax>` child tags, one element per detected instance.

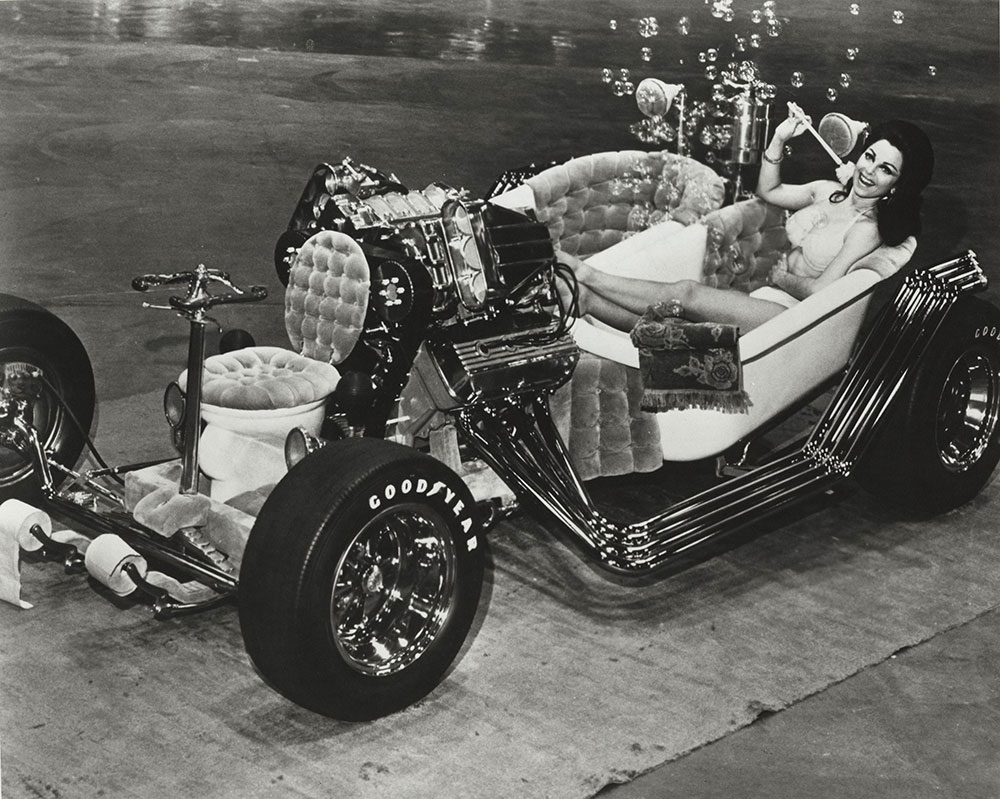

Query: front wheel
<box><xmin>855</xmin><ymin>296</ymin><xmax>1000</xmax><ymax>515</ymax></box>
<box><xmin>238</xmin><ymin>438</ymin><xmax>485</xmax><ymax>720</ymax></box>
<box><xmin>0</xmin><ymin>295</ymin><xmax>96</xmax><ymax>501</ymax></box>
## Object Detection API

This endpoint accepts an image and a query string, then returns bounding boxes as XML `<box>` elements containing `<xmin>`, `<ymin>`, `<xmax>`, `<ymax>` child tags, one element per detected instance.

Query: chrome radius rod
<box><xmin>459</xmin><ymin>399</ymin><xmax>839</xmax><ymax>574</ymax></box>
<box><xmin>807</xmin><ymin>251</ymin><xmax>984</xmax><ymax>470</ymax></box>
<box><xmin>42</xmin><ymin>492</ymin><xmax>239</xmax><ymax>595</ymax></box>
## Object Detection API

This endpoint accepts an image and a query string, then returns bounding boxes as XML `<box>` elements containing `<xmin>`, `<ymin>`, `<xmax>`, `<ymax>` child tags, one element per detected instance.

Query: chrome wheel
<box><xmin>0</xmin><ymin>298</ymin><xmax>95</xmax><ymax>501</ymax></box>
<box><xmin>0</xmin><ymin>352</ymin><xmax>61</xmax><ymax>489</ymax></box>
<box><xmin>330</xmin><ymin>503</ymin><xmax>457</xmax><ymax>676</ymax></box>
<box><xmin>936</xmin><ymin>352</ymin><xmax>1000</xmax><ymax>473</ymax></box>
<box><xmin>239</xmin><ymin>438</ymin><xmax>484</xmax><ymax>720</ymax></box>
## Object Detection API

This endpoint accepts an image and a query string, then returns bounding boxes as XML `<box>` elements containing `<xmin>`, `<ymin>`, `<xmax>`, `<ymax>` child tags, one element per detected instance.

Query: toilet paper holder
<box><xmin>25</xmin><ymin>522</ymin><xmax>85</xmax><ymax>575</ymax></box>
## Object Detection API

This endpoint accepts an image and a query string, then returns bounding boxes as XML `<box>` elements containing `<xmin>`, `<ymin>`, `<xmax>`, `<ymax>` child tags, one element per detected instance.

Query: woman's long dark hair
<box><xmin>831</xmin><ymin>119</ymin><xmax>935</xmax><ymax>246</ymax></box>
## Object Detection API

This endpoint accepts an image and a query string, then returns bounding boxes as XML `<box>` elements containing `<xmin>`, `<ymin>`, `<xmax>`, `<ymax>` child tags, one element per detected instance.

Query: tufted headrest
<box><xmin>524</xmin><ymin>150</ymin><xmax>726</xmax><ymax>259</ymax></box>
<box><xmin>284</xmin><ymin>230</ymin><xmax>370</xmax><ymax>364</ymax></box>
<box><xmin>181</xmin><ymin>346</ymin><xmax>340</xmax><ymax>411</ymax></box>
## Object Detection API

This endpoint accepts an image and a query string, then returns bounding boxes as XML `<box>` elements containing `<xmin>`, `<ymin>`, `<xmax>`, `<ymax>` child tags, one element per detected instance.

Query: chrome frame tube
<box><xmin>44</xmin><ymin>493</ymin><xmax>238</xmax><ymax>594</ymax></box>
<box><xmin>179</xmin><ymin>318</ymin><xmax>207</xmax><ymax>494</ymax></box>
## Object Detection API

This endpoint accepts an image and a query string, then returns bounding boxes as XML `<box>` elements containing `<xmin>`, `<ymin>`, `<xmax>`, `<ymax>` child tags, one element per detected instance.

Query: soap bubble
<box><xmin>790</xmin><ymin>71</ymin><xmax>804</xmax><ymax>88</ymax></box>
<box><xmin>619</xmin><ymin>67</ymin><xmax>631</xmax><ymax>80</ymax></box>
<box><xmin>826</xmin><ymin>87</ymin><xmax>839</xmax><ymax>102</ymax></box>
<box><xmin>600</xmin><ymin>67</ymin><xmax>613</xmax><ymax>84</ymax></box>
<box><xmin>710</xmin><ymin>1</ymin><xmax>732</xmax><ymax>20</ymax></box>
<box><xmin>612</xmin><ymin>80</ymin><xmax>632</xmax><ymax>97</ymax></box>
<box><xmin>724</xmin><ymin>9</ymin><xmax>735</xmax><ymax>22</ymax></box>
<box><xmin>766</xmin><ymin>18</ymin><xmax>782</xmax><ymax>37</ymax></box>
<box><xmin>839</xmin><ymin>72</ymin><xmax>851</xmax><ymax>88</ymax></box>
<box><xmin>707</xmin><ymin>48</ymin><xmax>718</xmax><ymax>62</ymax></box>
<box><xmin>846</xmin><ymin>46</ymin><xmax>859</xmax><ymax>60</ymax></box>
<box><xmin>758</xmin><ymin>83</ymin><xmax>777</xmax><ymax>101</ymax></box>
<box><xmin>609</xmin><ymin>19</ymin><xmax>618</xmax><ymax>31</ymax></box>
<box><xmin>751</xmin><ymin>9</ymin><xmax>763</xmax><ymax>23</ymax></box>
<box><xmin>638</xmin><ymin>16</ymin><xmax>660</xmax><ymax>37</ymax></box>
<box><xmin>849</xmin><ymin>4</ymin><xmax>860</xmax><ymax>15</ymax></box>
<box><xmin>749</xmin><ymin>33</ymin><xmax>762</xmax><ymax>48</ymax></box>
<box><xmin>927</xmin><ymin>65</ymin><xmax>938</xmax><ymax>76</ymax></box>
<box><xmin>640</xmin><ymin>47</ymin><xmax>652</xmax><ymax>62</ymax></box>
<box><xmin>892</xmin><ymin>10</ymin><xmax>905</xmax><ymax>24</ymax></box>
<box><xmin>705</xmin><ymin>65</ymin><xmax>718</xmax><ymax>80</ymax></box>
<box><xmin>734</xmin><ymin>35</ymin><xmax>747</xmax><ymax>52</ymax></box>
<box><xmin>677</xmin><ymin>16</ymin><xmax>691</xmax><ymax>35</ymax></box>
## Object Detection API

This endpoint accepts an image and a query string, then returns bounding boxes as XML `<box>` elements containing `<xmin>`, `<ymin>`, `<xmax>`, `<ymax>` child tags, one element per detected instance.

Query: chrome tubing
<box><xmin>42</xmin><ymin>493</ymin><xmax>238</xmax><ymax>594</ymax></box>
<box><xmin>456</xmin><ymin>252</ymin><xmax>984</xmax><ymax>575</ymax></box>
<box><xmin>459</xmin><ymin>400</ymin><xmax>837</xmax><ymax>573</ymax></box>
<box><xmin>807</xmin><ymin>252</ymin><xmax>984</xmax><ymax>470</ymax></box>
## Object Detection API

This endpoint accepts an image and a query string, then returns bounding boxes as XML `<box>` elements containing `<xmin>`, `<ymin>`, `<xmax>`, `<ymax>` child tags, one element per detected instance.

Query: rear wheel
<box><xmin>238</xmin><ymin>438</ymin><xmax>485</xmax><ymax>720</ymax></box>
<box><xmin>855</xmin><ymin>296</ymin><xmax>1000</xmax><ymax>515</ymax></box>
<box><xmin>0</xmin><ymin>295</ymin><xmax>95</xmax><ymax>501</ymax></box>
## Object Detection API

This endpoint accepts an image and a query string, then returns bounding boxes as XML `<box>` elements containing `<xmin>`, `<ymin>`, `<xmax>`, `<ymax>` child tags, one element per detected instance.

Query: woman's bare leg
<box><xmin>567</xmin><ymin>257</ymin><xmax>788</xmax><ymax>332</ymax></box>
<box><xmin>560</xmin><ymin>253</ymin><xmax>789</xmax><ymax>332</ymax></box>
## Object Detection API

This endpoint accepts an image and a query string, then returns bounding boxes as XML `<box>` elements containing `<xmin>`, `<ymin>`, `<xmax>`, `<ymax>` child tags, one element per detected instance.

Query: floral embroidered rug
<box><xmin>630</xmin><ymin>303</ymin><xmax>750</xmax><ymax>414</ymax></box>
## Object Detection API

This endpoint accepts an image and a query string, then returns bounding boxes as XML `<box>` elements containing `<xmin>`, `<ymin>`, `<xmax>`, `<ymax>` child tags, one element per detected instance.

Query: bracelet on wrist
<box><xmin>762</xmin><ymin>150</ymin><xmax>784</xmax><ymax>165</ymax></box>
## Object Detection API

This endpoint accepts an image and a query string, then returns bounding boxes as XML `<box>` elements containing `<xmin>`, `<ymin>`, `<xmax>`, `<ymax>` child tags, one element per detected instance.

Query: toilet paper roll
<box><xmin>0</xmin><ymin>498</ymin><xmax>52</xmax><ymax>552</ymax></box>
<box><xmin>84</xmin><ymin>534</ymin><xmax>149</xmax><ymax>597</ymax></box>
<box><xmin>0</xmin><ymin>499</ymin><xmax>54</xmax><ymax>609</ymax></box>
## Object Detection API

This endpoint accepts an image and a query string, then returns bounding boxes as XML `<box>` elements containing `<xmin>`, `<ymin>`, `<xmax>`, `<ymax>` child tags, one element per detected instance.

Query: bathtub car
<box><xmin>2</xmin><ymin>156</ymin><xmax>999</xmax><ymax>723</ymax></box>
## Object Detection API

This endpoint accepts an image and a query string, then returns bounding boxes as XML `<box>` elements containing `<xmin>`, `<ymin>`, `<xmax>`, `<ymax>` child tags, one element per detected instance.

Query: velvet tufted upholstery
<box><xmin>700</xmin><ymin>198</ymin><xmax>788</xmax><ymax>292</ymax></box>
<box><xmin>520</xmin><ymin>151</ymin><xmax>723</xmax><ymax>481</ymax></box>
<box><xmin>549</xmin><ymin>351</ymin><xmax>664</xmax><ymax>479</ymax></box>
<box><xmin>185</xmin><ymin>346</ymin><xmax>340</xmax><ymax>411</ymax></box>
<box><xmin>284</xmin><ymin>229</ymin><xmax>370</xmax><ymax>365</ymax></box>
<box><xmin>523</xmin><ymin>150</ymin><xmax>727</xmax><ymax>260</ymax></box>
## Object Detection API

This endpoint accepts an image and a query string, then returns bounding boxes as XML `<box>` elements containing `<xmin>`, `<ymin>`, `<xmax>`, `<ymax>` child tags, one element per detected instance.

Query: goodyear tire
<box><xmin>856</xmin><ymin>296</ymin><xmax>1000</xmax><ymax>515</ymax></box>
<box><xmin>239</xmin><ymin>438</ymin><xmax>485</xmax><ymax>720</ymax></box>
<box><xmin>0</xmin><ymin>294</ymin><xmax>95</xmax><ymax>501</ymax></box>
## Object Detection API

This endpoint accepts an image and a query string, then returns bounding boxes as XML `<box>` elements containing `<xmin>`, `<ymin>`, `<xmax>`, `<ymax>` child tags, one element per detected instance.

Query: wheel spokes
<box><xmin>329</xmin><ymin>504</ymin><xmax>456</xmax><ymax>676</ymax></box>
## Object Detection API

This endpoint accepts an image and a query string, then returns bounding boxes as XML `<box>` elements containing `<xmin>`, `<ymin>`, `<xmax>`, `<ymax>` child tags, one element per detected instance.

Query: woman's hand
<box><xmin>770</xmin><ymin>102</ymin><xmax>811</xmax><ymax>146</ymax></box>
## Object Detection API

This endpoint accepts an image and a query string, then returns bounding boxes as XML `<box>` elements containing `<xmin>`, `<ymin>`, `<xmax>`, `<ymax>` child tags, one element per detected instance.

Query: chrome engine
<box><xmin>275</xmin><ymin>158</ymin><xmax>578</xmax><ymax>434</ymax></box>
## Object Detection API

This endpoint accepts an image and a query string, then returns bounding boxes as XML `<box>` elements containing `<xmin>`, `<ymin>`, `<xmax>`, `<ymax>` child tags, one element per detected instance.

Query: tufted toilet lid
<box><xmin>179</xmin><ymin>346</ymin><xmax>340</xmax><ymax>411</ymax></box>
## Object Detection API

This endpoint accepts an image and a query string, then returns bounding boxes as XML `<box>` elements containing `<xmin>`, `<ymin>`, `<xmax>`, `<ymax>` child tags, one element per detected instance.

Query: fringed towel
<box><xmin>629</xmin><ymin>302</ymin><xmax>752</xmax><ymax>414</ymax></box>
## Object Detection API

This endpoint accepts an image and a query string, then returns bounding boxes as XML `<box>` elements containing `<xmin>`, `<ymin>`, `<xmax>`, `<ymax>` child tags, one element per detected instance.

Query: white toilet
<box><xmin>179</xmin><ymin>346</ymin><xmax>340</xmax><ymax>502</ymax></box>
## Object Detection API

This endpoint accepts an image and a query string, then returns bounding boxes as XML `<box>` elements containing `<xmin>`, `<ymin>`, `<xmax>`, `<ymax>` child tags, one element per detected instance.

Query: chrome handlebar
<box><xmin>131</xmin><ymin>264</ymin><xmax>267</xmax><ymax>316</ymax></box>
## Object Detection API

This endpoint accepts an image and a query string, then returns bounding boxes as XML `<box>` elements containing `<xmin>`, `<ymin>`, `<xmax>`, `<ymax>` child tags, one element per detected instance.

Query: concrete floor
<box><xmin>1</xmin><ymin>1</ymin><xmax>998</xmax><ymax>797</ymax></box>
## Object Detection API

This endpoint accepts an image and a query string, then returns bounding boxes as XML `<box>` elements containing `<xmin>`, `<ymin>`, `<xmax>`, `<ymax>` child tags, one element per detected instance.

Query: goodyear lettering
<box><xmin>367</xmin><ymin>477</ymin><xmax>478</xmax><ymax>549</ymax></box>
<box><xmin>975</xmin><ymin>325</ymin><xmax>1000</xmax><ymax>341</ymax></box>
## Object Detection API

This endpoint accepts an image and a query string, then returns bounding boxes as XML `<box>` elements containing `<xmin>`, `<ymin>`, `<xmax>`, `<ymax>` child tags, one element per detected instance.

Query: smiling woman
<box><xmin>558</xmin><ymin>108</ymin><xmax>935</xmax><ymax>334</ymax></box>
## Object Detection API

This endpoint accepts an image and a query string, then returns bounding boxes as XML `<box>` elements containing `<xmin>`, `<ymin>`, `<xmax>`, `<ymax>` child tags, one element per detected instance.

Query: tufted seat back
<box><xmin>522</xmin><ymin>150</ymin><xmax>727</xmax><ymax>260</ymax></box>
<box><xmin>699</xmin><ymin>198</ymin><xmax>789</xmax><ymax>292</ymax></box>
<box><xmin>284</xmin><ymin>229</ymin><xmax>371</xmax><ymax>365</ymax></box>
